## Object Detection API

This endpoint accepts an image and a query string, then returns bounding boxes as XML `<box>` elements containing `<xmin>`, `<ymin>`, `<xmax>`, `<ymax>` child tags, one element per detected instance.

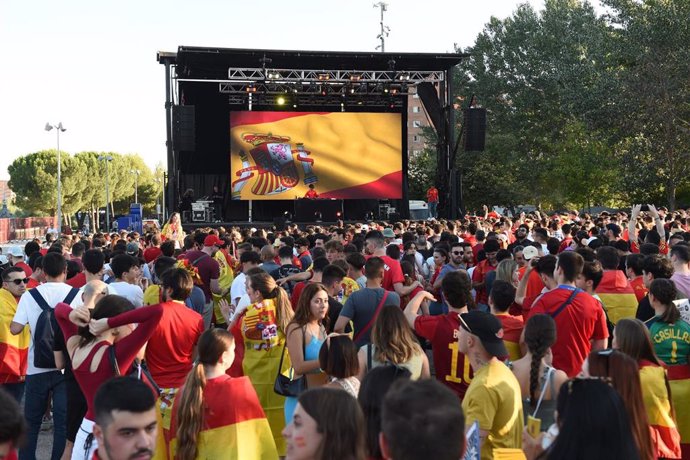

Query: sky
<box><xmin>0</xmin><ymin>0</ymin><xmax>555</xmax><ymax>182</ymax></box>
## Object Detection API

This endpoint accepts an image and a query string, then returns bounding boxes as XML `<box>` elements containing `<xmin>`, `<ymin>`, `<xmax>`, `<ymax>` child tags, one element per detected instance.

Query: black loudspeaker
<box><xmin>463</xmin><ymin>108</ymin><xmax>486</xmax><ymax>151</ymax></box>
<box><xmin>173</xmin><ymin>105</ymin><xmax>195</xmax><ymax>152</ymax></box>
<box><xmin>416</xmin><ymin>82</ymin><xmax>442</xmax><ymax>134</ymax></box>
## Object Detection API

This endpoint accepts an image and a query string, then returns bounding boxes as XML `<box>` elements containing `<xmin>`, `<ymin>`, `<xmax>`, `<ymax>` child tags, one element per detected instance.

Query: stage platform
<box><xmin>182</xmin><ymin>220</ymin><xmax>344</xmax><ymax>232</ymax></box>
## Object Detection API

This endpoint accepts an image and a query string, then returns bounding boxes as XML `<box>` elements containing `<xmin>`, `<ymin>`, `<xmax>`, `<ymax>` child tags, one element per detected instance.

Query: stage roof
<box><xmin>159</xmin><ymin>46</ymin><xmax>468</xmax><ymax>80</ymax></box>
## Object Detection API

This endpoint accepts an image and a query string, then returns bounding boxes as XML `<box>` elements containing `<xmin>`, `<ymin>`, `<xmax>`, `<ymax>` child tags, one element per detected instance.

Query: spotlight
<box><xmin>277</xmin><ymin>96</ymin><xmax>286</xmax><ymax>105</ymax></box>
<box><xmin>350</xmin><ymin>74</ymin><xmax>361</xmax><ymax>82</ymax></box>
<box><xmin>320</xmin><ymin>85</ymin><xmax>328</xmax><ymax>96</ymax></box>
<box><xmin>398</xmin><ymin>72</ymin><xmax>410</xmax><ymax>81</ymax></box>
<box><xmin>318</xmin><ymin>73</ymin><xmax>330</xmax><ymax>81</ymax></box>
<box><xmin>246</xmin><ymin>84</ymin><xmax>257</xmax><ymax>93</ymax></box>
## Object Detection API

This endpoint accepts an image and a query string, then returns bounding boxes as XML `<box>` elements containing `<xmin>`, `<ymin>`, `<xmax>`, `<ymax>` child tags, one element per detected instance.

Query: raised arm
<box><xmin>628</xmin><ymin>204</ymin><xmax>641</xmax><ymax>244</ymax></box>
<box><xmin>515</xmin><ymin>264</ymin><xmax>534</xmax><ymax>306</ymax></box>
<box><xmin>648</xmin><ymin>205</ymin><xmax>666</xmax><ymax>240</ymax></box>
<box><xmin>403</xmin><ymin>290</ymin><xmax>436</xmax><ymax>328</ymax></box>
<box><xmin>55</xmin><ymin>302</ymin><xmax>86</xmax><ymax>340</ymax></box>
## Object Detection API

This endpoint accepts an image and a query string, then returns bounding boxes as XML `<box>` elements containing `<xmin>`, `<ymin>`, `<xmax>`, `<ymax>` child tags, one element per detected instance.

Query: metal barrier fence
<box><xmin>0</xmin><ymin>217</ymin><xmax>57</xmax><ymax>244</ymax></box>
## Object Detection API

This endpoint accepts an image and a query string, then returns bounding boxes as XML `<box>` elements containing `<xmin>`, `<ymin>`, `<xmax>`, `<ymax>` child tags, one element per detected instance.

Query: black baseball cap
<box><xmin>459</xmin><ymin>311</ymin><xmax>508</xmax><ymax>358</ymax></box>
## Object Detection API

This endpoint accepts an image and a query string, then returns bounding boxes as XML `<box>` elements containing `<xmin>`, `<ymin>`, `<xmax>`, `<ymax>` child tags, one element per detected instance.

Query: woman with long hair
<box><xmin>319</xmin><ymin>334</ymin><xmax>360</xmax><ymax>396</ymax></box>
<box><xmin>510</xmin><ymin>314</ymin><xmax>568</xmax><ymax>431</ymax></box>
<box><xmin>161</xmin><ymin>212</ymin><xmax>185</xmax><ymax>249</ymax></box>
<box><xmin>240</xmin><ymin>270</ymin><xmax>294</xmax><ymax>456</ymax></box>
<box><xmin>646</xmin><ymin>278</ymin><xmax>690</xmax><ymax>458</ymax></box>
<box><xmin>526</xmin><ymin>379</ymin><xmax>641</xmax><ymax>460</ymax></box>
<box><xmin>583</xmin><ymin>350</ymin><xmax>655</xmax><ymax>460</ymax></box>
<box><xmin>283</xmin><ymin>283</ymin><xmax>329</xmax><ymax>423</ymax></box>
<box><xmin>357</xmin><ymin>305</ymin><xmax>430</xmax><ymax>380</ymax></box>
<box><xmin>171</xmin><ymin>329</ymin><xmax>277</xmax><ymax>460</ymax></box>
<box><xmin>358</xmin><ymin>365</ymin><xmax>412</xmax><ymax>460</ymax></box>
<box><xmin>614</xmin><ymin>318</ymin><xmax>682</xmax><ymax>459</ymax></box>
<box><xmin>495</xmin><ymin>258</ymin><xmax>519</xmax><ymax>287</ymax></box>
<box><xmin>54</xmin><ymin>293</ymin><xmax>163</xmax><ymax>460</ymax></box>
<box><xmin>282</xmin><ymin>388</ymin><xmax>365</xmax><ymax>460</ymax></box>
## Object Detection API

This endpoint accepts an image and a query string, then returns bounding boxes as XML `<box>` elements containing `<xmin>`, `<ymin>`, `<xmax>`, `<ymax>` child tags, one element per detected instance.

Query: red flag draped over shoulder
<box><xmin>169</xmin><ymin>375</ymin><xmax>277</xmax><ymax>460</ymax></box>
<box><xmin>0</xmin><ymin>289</ymin><xmax>29</xmax><ymax>384</ymax></box>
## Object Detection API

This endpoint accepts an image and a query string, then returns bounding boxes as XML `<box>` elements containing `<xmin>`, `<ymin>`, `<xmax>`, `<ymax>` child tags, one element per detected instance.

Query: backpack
<box><xmin>29</xmin><ymin>287</ymin><xmax>80</xmax><ymax>368</ymax></box>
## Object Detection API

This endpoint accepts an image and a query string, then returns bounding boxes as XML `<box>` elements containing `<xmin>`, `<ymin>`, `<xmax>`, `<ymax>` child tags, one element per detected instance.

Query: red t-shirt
<box><xmin>66</xmin><ymin>272</ymin><xmax>87</xmax><ymax>288</ymax></box>
<box><xmin>290</xmin><ymin>281</ymin><xmax>310</xmax><ymax>309</ymax></box>
<box><xmin>558</xmin><ymin>237</ymin><xmax>573</xmax><ymax>253</ymax></box>
<box><xmin>427</xmin><ymin>188</ymin><xmax>438</xmax><ymax>202</ymax></box>
<box><xmin>26</xmin><ymin>278</ymin><xmax>41</xmax><ymax>289</ymax></box>
<box><xmin>630</xmin><ymin>276</ymin><xmax>648</xmax><ymax>302</ymax></box>
<box><xmin>376</xmin><ymin>255</ymin><xmax>404</xmax><ymax>292</ymax></box>
<box><xmin>414</xmin><ymin>313</ymin><xmax>472</xmax><ymax>399</ymax></box>
<box><xmin>471</xmin><ymin>259</ymin><xmax>497</xmax><ymax>305</ymax></box>
<box><xmin>631</xmin><ymin>239</ymin><xmax>668</xmax><ymax>255</ymax></box>
<box><xmin>304</xmin><ymin>189</ymin><xmax>319</xmax><ymax>199</ymax></box>
<box><xmin>530</xmin><ymin>286</ymin><xmax>609</xmax><ymax>377</ymax></box>
<box><xmin>145</xmin><ymin>301</ymin><xmax>204</xmax><ymax>389</ymax></box>
<box><xmin>180</xmin><ymin>250</ymin><xmax>220</xmax><ymax>302</ymax></box>
<box><xmin>143</xmin><ymin>247</ymin><xmax>162</xmax><ymax>263</ymax></box>
<box><xmin>472</xmin><ymin>243</ymin><xmax>484</xmax><ymax>261</ymax></box>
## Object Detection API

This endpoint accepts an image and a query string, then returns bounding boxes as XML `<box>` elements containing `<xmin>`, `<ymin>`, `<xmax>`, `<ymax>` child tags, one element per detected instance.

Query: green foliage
<box><xmin>434</xmin><ymin>0</ymin><xmax>690</xmax><ymax>211</ymax></box>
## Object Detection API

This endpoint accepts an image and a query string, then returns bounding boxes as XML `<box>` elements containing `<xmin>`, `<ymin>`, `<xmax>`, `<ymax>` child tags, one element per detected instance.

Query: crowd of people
<box><xmin>1</xmin><ymin>203</ymin><xmax>690</xmax><ymax>460</ymax></box>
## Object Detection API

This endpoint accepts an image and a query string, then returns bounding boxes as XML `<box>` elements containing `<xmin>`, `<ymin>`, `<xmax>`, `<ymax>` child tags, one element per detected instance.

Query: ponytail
<box><xmin>275</xmin><ymin>285</ymin><xmax>294</xmax><ymax>334</ymax></box>
<box><xmin>175</xmin><ymin>363</ymin><xmax>207</xmax><ymax>460</ymax></box>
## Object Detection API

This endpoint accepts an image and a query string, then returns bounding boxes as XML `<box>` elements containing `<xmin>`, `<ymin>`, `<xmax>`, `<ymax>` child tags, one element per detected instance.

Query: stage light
<box><xmin>246</xmin><ymin>85</ymin><xmax>257</xmax><ymax>93</ymax></box>
<box><xmin>336</xmin><ymin>211</ymin><xmax>342</xmax><ymax>218</ymax></box>
<box><xmin>267</xmin><ymin>70</ymin><xmax>281</xmax><ymax>80</ymax></box>
<box><xmin>398</xmin><ymin>72</ymin><xmax>410</xmax><ymax>81</ymax></box>
<box><xmin>320</xmin><ymin>85</ymin><xmax>328</xmax><ymax>96</ymax></box>
<box><xmin>277</xmin><ymin>96</ymin><xmax>286</xmax><ymax>105</ymax></box>
<box><xmin>318</xmin><ymin>73</ymin><xmax>330</xmax><ymax>81</ymax></box>
<box><xmin>350</xmin><ymin>74</ymin><xmax>361</xmax><ymax>82</ymax></box>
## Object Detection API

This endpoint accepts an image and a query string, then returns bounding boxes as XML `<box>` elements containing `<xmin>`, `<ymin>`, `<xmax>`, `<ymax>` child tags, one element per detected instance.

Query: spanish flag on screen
<box><xmin>0</xmin><ymin>288</ymin><xmax>29</xmax><ymax>384</ymax></box>
<box><xmin>170</xmin><ymin>375</ymin><xmax>278</xmax><ymax>459</ymax></box>
<box><xmin>230</xmin><ymin>111</ymin><xmax>402</xmax><ymax>200</ymax></box>
<box><xmin>595</xmin><ymin>271</ymin><xmax>638</xmax><ymax>324</ymax></box>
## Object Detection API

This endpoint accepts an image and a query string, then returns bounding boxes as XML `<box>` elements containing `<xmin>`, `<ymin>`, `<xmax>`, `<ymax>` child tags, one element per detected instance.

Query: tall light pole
<box><xmin>45</xmin><ymin>122</ymin><xmax>66</xmax><ymax>231</ymax></box>
<box><xmin>130</xmin><ymin>169</ymin><xmax>141</xmax><ymax>203</ymax></box>
<box><xmin>98</xmin><ymin>155</ymin><xmax>113</xmax><ymax>231</ymax></box>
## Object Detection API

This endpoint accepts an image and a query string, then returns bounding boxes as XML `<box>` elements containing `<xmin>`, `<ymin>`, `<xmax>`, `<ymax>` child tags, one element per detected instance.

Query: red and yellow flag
<box><xmin>595</xmin><ymin>271</ymin><xmax>638</xmax><ymax>324</ymax></box>
<box><xmin>0</xmin><ymin>289</ymin><xmax>29</xmax><ymax>384</ymax></box>
<box><xmin>230</xmin><ymin>111</ymin><xmax>402</xmax><ymax>200</ymax></box>
<box><xmin>639</xmin><ymin>362</ymin><xmax>682</xmax><ymax>459</ymax></box>
<box><xmin>170</xmin><ymin>375</ymin><xmax>278</xmax><ymax>459</ymax></box>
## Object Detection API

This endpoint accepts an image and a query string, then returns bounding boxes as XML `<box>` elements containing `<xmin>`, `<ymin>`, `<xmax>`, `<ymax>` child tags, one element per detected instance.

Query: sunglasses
<box><xmin>7</xmin><ymin>278</ymin><xmax>29</xmax><ymax>285</ymax></box>
<box><xmin>452</xmin><ymin>251</ymin><xmax>463</xmax><ymax>255</ymax></box>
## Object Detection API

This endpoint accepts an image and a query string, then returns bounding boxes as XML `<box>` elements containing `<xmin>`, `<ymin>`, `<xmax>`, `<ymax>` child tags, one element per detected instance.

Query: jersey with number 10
<box><xmin>414</xmin><ymin>312</ymin><xmax>473</xmax><ymax>399</ymax></box>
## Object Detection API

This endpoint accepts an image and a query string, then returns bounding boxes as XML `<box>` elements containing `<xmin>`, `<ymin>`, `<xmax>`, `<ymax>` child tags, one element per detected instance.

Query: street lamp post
<box><xmin>98</xmin><ymin>155</ymin><xmax>113</xmax><ymax>231</ymax></box>
<box><xmin>45</xmin><ymin>122</ymin><xmax>66</xmax><ymax>231</ymax></box>
<box><xmin>130</xmin><ymin>169</ymin><xmax>141</xmax><ymax>203</ymax></box>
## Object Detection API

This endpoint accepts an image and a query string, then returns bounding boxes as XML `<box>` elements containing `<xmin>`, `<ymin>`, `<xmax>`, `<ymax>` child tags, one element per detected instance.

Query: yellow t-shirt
<box><xmin>462</xmin><ymin>359</ymin><xmax>523</xmax><ymax>460</ymax></box>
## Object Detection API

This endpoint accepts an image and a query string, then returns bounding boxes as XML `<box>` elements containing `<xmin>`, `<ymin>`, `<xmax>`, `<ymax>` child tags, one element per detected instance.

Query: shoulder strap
<box><xmin>549</xmin><ymin>288</ymin><xmax>583</xmax><ymax>319</ymax></box>
<box><xmin>353</xmin><ymin>290</ymin><xmax>389</xmax><ymax>343</ymax></box>
<box><xmin>109</xmin><ymin>345</ymin><xmax>121</xmax><ymax>376</ymax></box>
<box><xmin>63</xmin><ymin>287</ymin><xmax>80</xmax><ymax>305</ymax></box>
<box><xmin>29</xmin><ymin>288</ymin><xmax>52</xmax><ymax>312</ymax></box>
<box><xmin>367</xmin><ymin>344</ymin><xmax>373</xmax><ymax>370</ymax></box>
<box><xmin>191</xmin><ymin>253</ymin><xmax>209</xmax><ymax>267</ymax></box>
<box><xmin>532</xmin><ymin>366</ymin><xmax>555</xmax><ymax>417</ymax></box>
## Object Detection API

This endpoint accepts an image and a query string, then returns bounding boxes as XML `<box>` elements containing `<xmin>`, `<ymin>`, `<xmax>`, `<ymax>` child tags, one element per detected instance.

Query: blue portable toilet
<box><xmin>130</xmin><ymin>203</ymin><xmax>143</xmax><ymax>234</ymax></box>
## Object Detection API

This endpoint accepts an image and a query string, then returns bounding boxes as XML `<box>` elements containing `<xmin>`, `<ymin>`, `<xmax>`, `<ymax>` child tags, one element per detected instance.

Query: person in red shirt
<box><xmin>6</xmin><ymin>248</ymin><xmax>32</xmax><ymax>278</ymax></box>
<box><xmin>179</xmin><ymin>234</ymin><xmax>222</xmax><ymax>328</ymax></box>
<box><xmin>628</xmin><ymin>204</ymin><xmax>668</xmax><ymax>255</ymax></box>
<box><xmin>304</xmin><ymin>183</ymin><xmax>319</xmax><ymax>199</ymax></box>
<box><xmin>426</xmin><ymin>185</ymin><xmax>439</xmax><ymax>218</ymax></box>
<box><xmin>66</xmin><ymin>249</ymin><xmax>105</xmax><ymax>289</ymax></box>
<box><xmin>404</xmin><ymin>270</ymin><xmax>473</xmax><ymax>399</ymax></box>
<box><xmin>364</xmin><ymin>230</ymin><xmax>418</xmax><ymax>297</ymax></box>
<box><xmin>626</xmin><ymin>253</ymin><xmax>648</xmax><ymax>302</ymax></box>
<box><xmin>472</xmin><ymin>238</ymin><xmax>500</xmax><ymax>311</ymax></box>
<box><xmin>529</xmin><ymin>251</ymin><xmax>609</xmax><ymax>377</ymax></box>
<box><xmin>144</xmin><ymin>268</ymin><xmax>204</xmax><ymax>453</ymax></box>
<box><xmin>489</xmin><ymin>280</ymin><xmax>524</xmax><ymax>361</ymax></box>
<box><xmin>143</xmin><ymin>233</ymin><xmax>163</xmax><ymax>264</ymax></box>
<box><xmin>558</xmin><ymin>223</ymin><xmax>574</xmax><ymax>253</ymax></box>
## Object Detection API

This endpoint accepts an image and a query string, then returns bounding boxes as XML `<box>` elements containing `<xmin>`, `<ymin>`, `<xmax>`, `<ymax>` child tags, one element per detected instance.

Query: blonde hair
<box><xmin>247</xmin><ymin>271</ymin><xmax>293</xmax><ymax>333</ymax></box>
<box><xmin>371</xmin><ymin>305</ymin><xmax>422</xmax><ymax>364</ymax></box>
<box><xmin>175</xmin><ymin>329</ymin><xmax>234</xmax><ymax>460</ymax></box>
<box><xmin>495</xmin><ymin>259</ymin><xmax>518</xmax><ymax>285</ymax></box>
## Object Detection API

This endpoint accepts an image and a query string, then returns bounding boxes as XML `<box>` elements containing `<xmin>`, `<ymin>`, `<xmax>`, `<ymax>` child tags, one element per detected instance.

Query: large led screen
<box><xmin>230</xmin><ymin>111</ymin><xmax>402</xmax><ymax>200</ymax></box>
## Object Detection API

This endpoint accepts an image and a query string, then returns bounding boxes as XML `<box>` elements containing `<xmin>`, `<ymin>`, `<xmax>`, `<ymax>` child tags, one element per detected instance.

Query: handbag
<box><xmin>274</xmin><ymin>327</ymin><xmax>308</xmax><ymax>397</ymax></box>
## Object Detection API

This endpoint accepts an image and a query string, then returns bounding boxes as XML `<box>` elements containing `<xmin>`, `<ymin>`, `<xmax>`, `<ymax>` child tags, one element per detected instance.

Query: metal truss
<box><xmin>226</xmin><ymin>93</ymin><xmax>404</xmax><ymax>108</ymax></box>
<box><xmin>226</xmin><ymin>68</ymin><xmax>444</xmax><ymax>83</ymax></box>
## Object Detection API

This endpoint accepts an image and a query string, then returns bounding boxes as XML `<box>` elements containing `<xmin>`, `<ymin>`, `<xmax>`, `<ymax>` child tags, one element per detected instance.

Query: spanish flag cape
<box><xmin>241</xmin><ymin>298</ymin><xmax>290</xmax><ymax>456</ymax></box>
<box><xmin>169</xmin><ymin>375</ymin><xmax>278</xmax><ymax>460</ymax></box>
<box><xmin>595</xmin><ymin>270</ymin><xmax>638</xmax><ymax>324</ymax></box>
<box><xmin>638</xmin><ymin>361</ymin><xmax>682</xmax><ymax>459</ymax></box>
<box><xmin>0</xmin><ymin>288</ymin><xmax>29</xmax><ymax>384</ymax></box>
<box><xmin>212</xmin><ymin>250</ymin><xmax>234</xmax><ymax>328</ymax></box>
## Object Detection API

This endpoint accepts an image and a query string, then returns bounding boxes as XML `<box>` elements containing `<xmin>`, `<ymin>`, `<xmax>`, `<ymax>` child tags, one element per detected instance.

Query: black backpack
<box><xmin>29</xmin><ymin>287</ymin><xmax>80</xmax><ymax>368</ymax></box>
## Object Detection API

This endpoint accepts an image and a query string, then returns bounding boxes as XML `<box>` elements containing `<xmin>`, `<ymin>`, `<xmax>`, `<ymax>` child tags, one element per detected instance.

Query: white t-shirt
<box><xmin>230</xmin><ymin>272</ymin><xmax>247</xmax><ymax>307</ymax></box>
<box><xmin>108</xmin><ymin>281</ymin><xmax>144</xmax><ymax>307</ymax></box>
<box><xmin>13</xmin><ymin>282</ymin><xmax>82</xmax><ymax>375</ymax></box>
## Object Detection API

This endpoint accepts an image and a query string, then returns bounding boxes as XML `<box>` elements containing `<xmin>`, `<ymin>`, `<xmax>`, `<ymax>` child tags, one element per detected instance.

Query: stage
<box><xmin>157</xmin><ymin>46</ymin><xmax>465</xmax><ymax>221</ymax></box>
